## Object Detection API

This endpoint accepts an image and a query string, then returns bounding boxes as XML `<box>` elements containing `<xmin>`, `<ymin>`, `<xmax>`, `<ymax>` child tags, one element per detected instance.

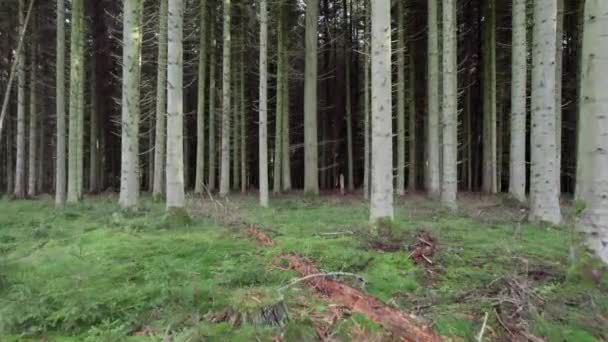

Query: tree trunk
<box><xmin>441</xmin><ymin>0</ymin><xmax>457</xmax><ymax>210</ymax></box>
<box><xmin>426</xmin><ymin>0</ymin><xmax>440</xmax><ymax>198</ymax></box>
<box><xmin>370</xmin><ymin>0</ymin><xmax>393</xmax><ymax>224</ymax></box>
<box><xmin>195</xmin><ymin>0</ymin><xmax>207</xmax><ymax>194</ymax></box>
<box><xmin>27</xmin><ymin>41</ymin><xmax>37</xmax><ymax>197</ymax></box>
<box><xmin>482</xmin><ymin>0</ymin><xmax>497</xmax><ymax>194</ymax></box>
<box><xmin>219</xmin><ymin>0</ymin><xmax>231</xmax><ymax>197</ymax></box>
<box><xmin>119</xmin><ymin>0</ymin><xmax>143</xmax><ymax>209</ymax></box>
<box><xmin>396</xmin><ymin>1</ymin><xmax>406</xmax><ymax>197</ymax></box>
<box><xmin>407</xmin><ymin>39</ymin><xmax>417</xmax><ymax>192</ymax></box>
<box><xmin>555</xmin><ymin>0</ymin><xmax>564</xmax><ymax>195</ymax></box>
<box><xmin>530</xmin><ymin>0</ymin><xmax>562</xmax><ymax>224</ymax></box>
<box><xmin>153</xmin><ymin>0</ymin><xmax>168</xmax><ymax>199</ymax></box>
<box><xmin>14</xmin><ymin>0</ymin><xmax>26</xmax><ymax>199</ymax></box>
<box><xmin>509</xmin><ymin>0</ymin><xmax>527</xmax><ymax>203</ymax></box>
<box><xmin>89</xmin><ymin>53</ymin><xmax>99</xmax><ymax>193</ymax></box>
<box><xmin>166</xmin><ymin>0</ymin><xmax>185</xmax><ymax>210</ymax></box>
<box><xmin>363</xmin><ymin>1</ymin><xmax>370</xmax><ymax>200</ymax></box>
<box><xmin>273</xmin><ymin>15</ymin><xmax>283</xmax><ymax>194</ymax></box>
<box><xmin>259</xmin><ymin>0</ymin><xmax>269</xmax><ymax>207</ymax></box>
<box><xmin>578</xmin><ymin>0</ymin><xmax>608</xmax><ymax>264</ymax></box>
<box><xmin>67</xmin><ymin>0</ymin><xmax>84</xmax><ymax>203</ymax></box>
<box><xmin>304</xmin><ymin>0</ymin><xmax>319</xmax><ymax>194</ymax></box>
<box><xmin>55</xmin><ymin>0</ymin><xmax>66</xmax><ymax>205</ymax></box>
<box><xmin>240</xmin><ymin>23</ymin><xmax>247</xmax><ymax>194</ymax></box>
<box><xmin>281</xmin><ymin>10</ymin><xmax>291</xmax><ymax>192</ymax></box>
<box><xmin>208</xmin><ymin>36</ymin><xmax>217</xmax><ymax>191</ymax></box>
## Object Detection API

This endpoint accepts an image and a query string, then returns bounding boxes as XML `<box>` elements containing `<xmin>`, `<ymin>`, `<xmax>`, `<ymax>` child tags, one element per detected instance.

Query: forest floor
<box><xmin>0</xmin><ymin>193</ymin><xmax>607</xmax><ymax>341</ymax></box>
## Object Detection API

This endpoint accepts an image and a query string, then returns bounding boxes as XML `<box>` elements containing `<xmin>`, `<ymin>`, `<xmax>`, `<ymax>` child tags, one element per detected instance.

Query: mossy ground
<box><xmin>0</xmin><ymin>193</ymin><xmax>606</xmax><ymax>341</ymax></box>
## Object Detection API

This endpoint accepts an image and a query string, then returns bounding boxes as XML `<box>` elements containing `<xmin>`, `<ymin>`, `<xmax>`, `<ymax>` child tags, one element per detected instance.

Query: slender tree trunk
<box><xmin>232</xmin><ymin>62</ymin><xmax>239</xmax><ymax>190</ymax></box>
<box><xmin>370</xmin><ymin>0</ymin><xmax>393</xmax><ymax>224</ymax></box>
<box><xmin>166</xmin><ymin>0</ymin><xmax>186</xmax><ymax>210</ymax></box>
<box><xmin>342</xmin><ymin>0</ymin><xmax>353</xmax><ymax>193</ymax></box>
<box><xmin>208</xmin><ymin>37</ymin><xmax>217</xmax><ymax>191</ymax></box>
<box><xmin>578</xmin><ymin>0</ymin><xmax>608</xmax><ymax>264</ymax></box>
<box><xmin>441</xmin><ymin>0</ymin><xmax>457</xmax><ymax>210</ymax></box>
<box><xmin>153</xmin><ymin>0</ymin><xmax>168</xmax><ymax>199</ymax></box>
<box><xmin>27</xmin><ymin>43</ymin><xmax>37</xmax><ymax>197</ymax></box>
<box><xmin>509</xmin><ymin>0</ymin><xmax>527</xmax><ymax>202</ymax></box>
<box><xmin>273</xmin><ymin>10</ymin><xmax>284</xmax><ymax>194</ymax></box>
<box><xmin>482</xmin><ymin>0</ymin><xmax>497</xmax><ymax>194</ymax></box>
<box><xmin>89</xmin><ymin>54</ymin><xmax>98</xmax><ymax>193</ymax></box>
<box><xmin>426</xmin><ymin>0</ymin><xmax>440</xmax><ymax>197</ymax></box>
<box><xmin>530</xmin><ymin>0</ymin><xmax>561</xmax><ymax>224</ymax></box>
<box><xmin>304</xmin><ymin>0</ymin><xmax>319</xmax><ymax>194</ymax></box>
<box><xmin>363</xmin><ymin>1</ymin><xmax>370</xmax><ymax>200</ymax></box>
<box><xmin>396</xmin><ymin>0</ymin><xmax>406</xmax><ymax>196</ymax></box>
<box><xmin>555</xmin><ymin>0</ymin><xmax>564</xmax><ymax>195</ymax></box>
<box><xmin>119</xmin><ymin>0</ymin><xmax>143</xmax><ymax>209</ymax></box>
<box><xmin>67</xmin><ymin>0</ymin><xmax>84</xmax><ymax>203</ymax></box>
<box><xmin>407</xmin><ymin>40</ymin><xmax>417</xmax><ymax>192</ymax></box>
<box><xmin>259</xmin><ymin>0</ymin><xmax>269</xmax><ymax>207</ymax></box>
<box><xmin>55</xmin><ymin>0</ymin><xmax>66</xmax><ymax>205</ymax></box>
<box><xmin>219</xmin><ymin>0</ymin><xmax>231</xmax><ymax>197</ymax></box>
<box><xmin>14</xmin><ymin>0</ymin><xmax>26</xmax><ymax>199</ymax></box>
<box><xmin>281</xmin><ymin>11</ymin><xmax>291</xmax><ymax>192</ymax></box>
<box><xmin>195</xmin><ymin>0</ymin><xmax>207</xmax><ymax>194</ymax></box>
<box><xmin>240</xmin><ymin>34</ymin><xmax>247</xmax><ymax>194</ymax></box>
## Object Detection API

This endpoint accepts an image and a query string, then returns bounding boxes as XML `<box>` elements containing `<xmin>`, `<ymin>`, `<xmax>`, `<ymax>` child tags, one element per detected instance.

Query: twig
<box><xmin>278</xmin><ymin>272</ymin><xmax>365</xmax><ymax>292</ymax></box>
<box><xmin>476</xmin><ymin>312</ymin><xmax>489</xmax><ymax>342</ymax></box>
<box><xmin>318</xmin><ymin>231</ymin><xmax>354</xmax><ymax>236</ymax></box>
<box><xmin>417</xmin><ymin>237</ymin><xmax>433</xmax><ymax>246</ymax></box>
<box><xmin>422</xmin><ymin>255</ymin><xmax>434</xmax><ymax>264</ymax></box>
<box><xmin>494</xmin><ymin>309</ymin><xmax>514</xmax><ymax>337</ymax></box>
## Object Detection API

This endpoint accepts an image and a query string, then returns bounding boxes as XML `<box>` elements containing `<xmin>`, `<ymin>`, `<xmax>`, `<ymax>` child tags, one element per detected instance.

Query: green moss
<box><xmin>1</xmin><ymin>195</ymin><xmax>606</xmax><ymax>340</ymax></box>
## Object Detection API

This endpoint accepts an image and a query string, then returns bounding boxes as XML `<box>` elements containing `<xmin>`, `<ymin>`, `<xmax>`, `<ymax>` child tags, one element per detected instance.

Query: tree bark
<box><xmin>166</xmin><ymin>0</ymin><xmax>186</xmax><ymax>210</ymax></box>
<box><xmin>119</xmin><ymin>0</ymin><xmax>143</xmax><ymax>209</ymax></box>
<box><xmin>370</xmin><ymin>0</ymin><xmax>393</xmax><ymax>224</ymax></box>
<box><xmin>304</xmin><ymin>0</ymin><xmax>319</xmax><ymax>194</ymax></box>
<box><xmin>578</xmin><ymin>0</ymin><xmax>608</xmax><ymax>264</ymax></box>
<box><xmin>426</xmin><ymin>0</ymin><xmax>440</xmax><ymax>198</ymax></box>
<box><xmin>509</xmin><ymin>0</ymin><xmax>527</xmax><ymax>203</ymax></box>
<box><xmin>219</xmin><ymin>0</ymin><xmax>231</xmax><ymax>197</ymax></box>
<box><xmin>27</xmin><ymin>42</ymin><xmax>37</xmax><ymax>197</ymax></box>
<box><xmin>14</xmin><ymin>0</ymin><xmax>26</xmax><ymax>199</ymax></box>
<box><xmin>441</xmin><ymin>0</ymin><xmax>457</xmax><ymax>210</ymax></box>
<box><xmin>396</xmin><ymin>1</ymin><xmax>406</xmax><ymax>197</ymax></box>
<box><xmin>153</xmin><ymin>0</ymin><xmax>168</xmax><ymax>199</ymax></box>
<box><xmin>407</xmin><ymin>39</ymin><xmax>417</xmax><ymax>192</ymax></box>
<box><xmin>259</xmin><ymin>0</ymin><xmax>269</xmax><ymax>207</ymax></box>
<box><xmin>482</xmin><ymin>0</ymin><xmax>497</xmax><ymax>194</ymax></box>
<box><xmin>55</xmin><ymin>0</ymin><xmax>66</xmax><ymax>205</ymax></box>
<box><xmin>195</xmin><ymin>0</ymin><xmax>207</xmax><ymax>194</ymax></box>
<box><xmin>208</xmin><ymin>36</ymin><xmax>217</xmax><ymax>191</ymax></box>
<box><xmin>530</xmin><ymin>0</ymin><xmax>562</xmax><ymax>224</ymax></box>
<box><xmin>67</xmin><ymin>0</ymin><xmax>84</xmax><ymax>203</ymax></box>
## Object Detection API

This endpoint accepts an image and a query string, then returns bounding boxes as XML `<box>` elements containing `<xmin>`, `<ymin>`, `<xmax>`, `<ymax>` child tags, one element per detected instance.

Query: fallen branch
<box><xmin>0</xmin><ymin>0</ymin><xmax>35</xmax><ymax>143</ymax></box>
<box><xmin>278</xmin><ymin>272</ymin><xmax>366</xmax><ymax>292</ymax></box>
<box><xmin>476</xmin><ymin>312</ymin><xmax>489</xmax><ymax>342</ymax></box>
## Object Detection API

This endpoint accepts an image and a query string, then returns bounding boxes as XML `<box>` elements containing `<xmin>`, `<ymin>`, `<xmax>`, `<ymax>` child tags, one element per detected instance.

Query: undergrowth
<box><xmin>0</xmin><ymin>194</ymin><xmax>606</xmax><ymax>341</ymax></box>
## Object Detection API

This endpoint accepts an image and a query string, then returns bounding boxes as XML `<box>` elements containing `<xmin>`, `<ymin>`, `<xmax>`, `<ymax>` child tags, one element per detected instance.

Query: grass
<box><xmin>0</xmin><ymin>193</ymin><xmax>606</xmax><ymax>341</ymax></box>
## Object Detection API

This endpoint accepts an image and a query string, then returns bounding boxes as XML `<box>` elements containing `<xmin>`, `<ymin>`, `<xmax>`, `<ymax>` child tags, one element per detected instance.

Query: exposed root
<box><xmin>282</xmin><ymin>254</ymin><xmax>443</xmax><ymax>342</ymax></box>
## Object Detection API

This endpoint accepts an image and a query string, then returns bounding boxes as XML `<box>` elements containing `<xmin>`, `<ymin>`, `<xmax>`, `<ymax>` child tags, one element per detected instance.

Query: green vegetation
<box><xmin>1</xmin><ymin>195</ymin><xmax>606</xmax><ymax>341</ymax></box>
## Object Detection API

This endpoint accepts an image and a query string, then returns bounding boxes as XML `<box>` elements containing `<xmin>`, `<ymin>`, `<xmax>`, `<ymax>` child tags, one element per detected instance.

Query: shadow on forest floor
<box><xmin>0</xmin><ymin>193</ymin><xmax>606</xmax><ymax>341</ymax></box>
